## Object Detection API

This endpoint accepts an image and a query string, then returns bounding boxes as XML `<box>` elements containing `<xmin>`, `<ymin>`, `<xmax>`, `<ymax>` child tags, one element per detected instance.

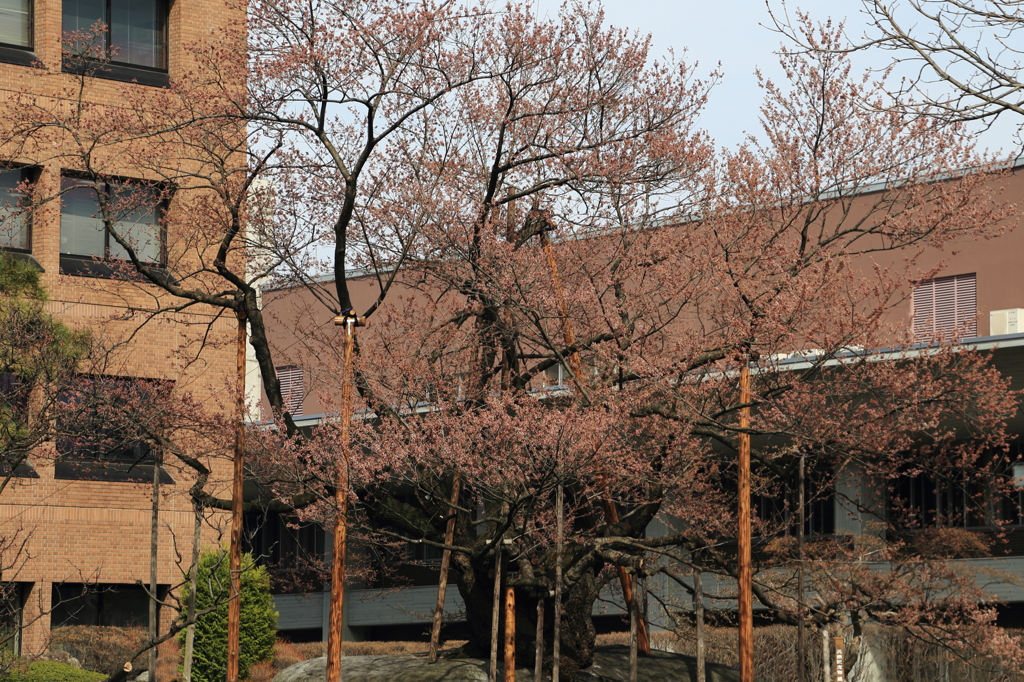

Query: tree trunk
<box><xmin>455</xmin><ymin>550</ymin><xmax>598</xmax><ymax>681</ymax></box>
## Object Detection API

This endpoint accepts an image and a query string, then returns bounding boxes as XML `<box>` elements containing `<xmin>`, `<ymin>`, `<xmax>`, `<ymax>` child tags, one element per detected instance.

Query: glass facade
<box><xmin>0</xmin><ymin>0</ymin><xmax>31</xmax><ymax>48</ymax></box>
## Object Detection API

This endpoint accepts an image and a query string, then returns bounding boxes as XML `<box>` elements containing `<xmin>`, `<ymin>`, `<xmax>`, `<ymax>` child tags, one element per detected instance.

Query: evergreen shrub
<box><xmin>179</xmin><ymin>550</ymin><xmax>277</xmax><ymax>682</ymax></box>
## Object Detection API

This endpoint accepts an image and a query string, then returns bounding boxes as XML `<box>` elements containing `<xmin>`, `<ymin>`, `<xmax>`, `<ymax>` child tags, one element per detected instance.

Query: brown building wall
<box><xmin>0</xmin><ymin>0</ymin><xmax>244</xmax><ymax>656</ymax></box>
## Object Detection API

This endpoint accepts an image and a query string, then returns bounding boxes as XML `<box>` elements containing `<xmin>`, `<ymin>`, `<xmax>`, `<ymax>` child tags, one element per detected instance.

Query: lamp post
<box><xmin>325</xmin><ymin>311</ymin><xmax>366</xmax><ymax>682</ymax></box>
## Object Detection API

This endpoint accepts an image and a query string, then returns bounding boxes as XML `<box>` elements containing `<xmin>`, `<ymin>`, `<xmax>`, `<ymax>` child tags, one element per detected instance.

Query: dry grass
<box><xmin>49</xmin><ymin>626</ymin><xmax>149</xmax><ymax>675</ymax></box>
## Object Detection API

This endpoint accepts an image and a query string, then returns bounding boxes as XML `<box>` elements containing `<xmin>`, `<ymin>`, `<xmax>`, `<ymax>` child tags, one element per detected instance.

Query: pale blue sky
<box><xmin>532</xmin><ymin>0</ymin><xmax>1019</xmax><ymax>155</ymax></box>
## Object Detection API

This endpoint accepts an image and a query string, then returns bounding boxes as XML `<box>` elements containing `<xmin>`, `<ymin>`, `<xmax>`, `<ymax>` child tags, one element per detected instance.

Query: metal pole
<box><xmin>798</xmin><ymin>452</ymin><xmax>807</xmax><ymax>682</ymax></box>
<box><xmin>737</xmin><ymin>359</ymin><xmax>753</xmax><ymax>682</ymax></box>
<box><xmin>326</xmin><ymin>316</ymin><xmax>358</xmax><ymax>682</ymax></box>
<box><xmin>226</xmin><ymin>309</ymin><xmax>246</xmax><ymax>682</ymax></box>
<box><xmin>489</xmin><ymin>545</ymin><xmax>502</xmax><ymax>682</ymax></box>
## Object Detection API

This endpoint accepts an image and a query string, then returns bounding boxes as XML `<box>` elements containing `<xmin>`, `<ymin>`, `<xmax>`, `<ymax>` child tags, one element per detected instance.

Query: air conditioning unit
<box><xmin>990</xmin><ymin>308</ymin><xmax>1024</xmax><ymax>335</ymax></box>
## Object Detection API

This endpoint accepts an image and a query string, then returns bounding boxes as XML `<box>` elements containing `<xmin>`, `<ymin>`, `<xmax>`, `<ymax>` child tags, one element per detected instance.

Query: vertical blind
<box><xmin>277</xmin><ymin>366</ymin><xmax>304</xmax><ymax>415</ymax></box>
<box><xmin>912</xmin><ymin>273</ymin><xmax>977</xmax><ymax>342</ymax></box>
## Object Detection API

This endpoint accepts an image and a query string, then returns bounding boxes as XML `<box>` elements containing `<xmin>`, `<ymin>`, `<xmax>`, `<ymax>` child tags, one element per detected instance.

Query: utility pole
<box><xmin>326</xmin><ymin>311</ymin><xmax>366</xmax><ymax>682</ymax></box>
<box><xmin>226</xmin><ymin>308</ymin><xmax>246</xmax><ymax>682</ymax></box>
<box><xmin>737</xmin><ymin>358</ymin><xmax>753</xmax><ymax>682</ymax></box>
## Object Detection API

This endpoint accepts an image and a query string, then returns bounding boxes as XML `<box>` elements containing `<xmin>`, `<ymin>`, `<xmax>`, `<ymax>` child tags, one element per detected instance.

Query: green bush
<box><xmin>2</xmin><ymin>661</ymin><xmax>104</xmax><ymax>682</ymax></box>
<box><xmin>179</xmin><ymin>550</ymin><xmax>278</xmax><ymax>682</ymax></box>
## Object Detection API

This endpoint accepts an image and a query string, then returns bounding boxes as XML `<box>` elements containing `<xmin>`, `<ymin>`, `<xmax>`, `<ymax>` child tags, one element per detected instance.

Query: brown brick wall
<box><xmin>0</xmin><ymin>0</ymin><xmax>245</xmax><ymax>656</ymax></box>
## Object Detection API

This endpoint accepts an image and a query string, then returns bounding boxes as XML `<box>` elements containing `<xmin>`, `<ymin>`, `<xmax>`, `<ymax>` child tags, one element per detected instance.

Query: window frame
<box><xmin>61</xmin><ymin>0</ymin><xmax>170</xmax><ymax>87</ymax></box>
<box><xmin>54</xmin><ymin>375</ymin><xmax>174</xmax><ymax>483</ymax></box>
<box><xmin>0</xmin><ymin>165</ymin><xmax>36</xmax><ymax>254</ymax></box>
<box><xmin>0</xmin><ymin>0</ymin><xmax>37</xmax><ymax>67</ymax></box>
<box><xmin>59</xmin><ymin>174</ymin><xmax>168</xmax><ymax>278</ymax></box>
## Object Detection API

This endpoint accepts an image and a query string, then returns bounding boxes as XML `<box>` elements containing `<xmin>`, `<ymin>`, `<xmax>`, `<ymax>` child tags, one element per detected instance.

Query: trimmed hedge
<box><xmin>179</xmin><ymin>550</ymin><xmax>277</xmax><ymax>682</ymax></box>
<box><xmin>2</xmin><ymin>661</ymin><xmax>104</xmax><ymax>682</ymax></box>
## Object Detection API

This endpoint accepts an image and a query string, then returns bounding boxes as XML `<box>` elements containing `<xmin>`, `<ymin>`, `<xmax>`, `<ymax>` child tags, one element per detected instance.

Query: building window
<box><xmin>0</xmin><ymin>583</ymin><xmax>28</xmax><ymax>656</ymax></box>
<box><xmin>52</xmin><ymin>583</ymin><xmax>165</xmax><ymax>628</ymax></box>
<box><xmin>55</xmin><ymin>376</ymin><xmax>173</xmax><ymax>483</ymax></box>
<box><xmin>912</xmin><ymin>273</ymin><xmax>977</xmax><ymax>342</ymax></box>
<box><xmin>60</xmin><ymin>176</ymin><xmax>163</xmax><ymax>270</ymax></box>
<box><xmin>0</xmin><ymin>167</ymin><xmax>32</xmax><ymax>252</ymax></box>
<box><xmin>63</xmin><ymin>0</ymin><xmax>167</xmax><ymax>70</ymax></box>
<box><xmin>277</xmin><ymin>366</ymin><xmax>304</xmax><ymax>416</ymax></box>
<box><xmin>0</xmin><ymin>0</ymin><xmax>32</xmax><ymax>50</ymax></box>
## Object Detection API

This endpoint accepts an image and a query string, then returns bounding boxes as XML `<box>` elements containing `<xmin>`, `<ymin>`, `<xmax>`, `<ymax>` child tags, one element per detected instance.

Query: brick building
<box><xmin>0</xmin><ymin>0</ymin><xmax>244</xmax><ymax>656</ymax></box>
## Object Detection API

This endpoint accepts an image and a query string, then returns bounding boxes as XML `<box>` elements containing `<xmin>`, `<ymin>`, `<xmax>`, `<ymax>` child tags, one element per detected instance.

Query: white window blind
<box><xmin>912</xmin><ymin>273</ymin><xmax>977</xmax><ymax>342</ymax></box>
<box><xmin>277</xmin><ymin>366</ymin><xmax>303</xmax><ymax>415</ymax></box>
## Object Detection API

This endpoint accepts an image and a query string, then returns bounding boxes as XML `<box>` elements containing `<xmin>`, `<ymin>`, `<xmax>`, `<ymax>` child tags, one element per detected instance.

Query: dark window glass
<box><xmin>62</xmin><ymin>0</ymin><xmax>166</xmax><ymax>70</ymax></box>
<box><xmin>60</xmin><ymin>177</ymin><xmax>163</xmax><ymax>264</ymax></box>
<box><xmin>0</xmin><ymin>168</ymin><xmax>31</xmax><ymax>251</ymax></box>
<box><xmin>0</xmin><ymin>0</ymin><xmax>32</xmax><ymax>49</ymax></box>
<box><xmin>56</xmin><ymin>376</ymin><xmax>168</xmax><ymax>465</ymax></box>
<box><xmin>51</xmin><ymin>583</ymin><xmax>163</xmax><ymax>628</ymax></box>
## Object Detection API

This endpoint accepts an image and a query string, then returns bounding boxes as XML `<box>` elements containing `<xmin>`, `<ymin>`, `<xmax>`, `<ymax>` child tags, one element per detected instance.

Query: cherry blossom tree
<box><xmin>4</xmin><ymin>2</ymin><xmax>1024</xmax><ymax>679</ymax></box>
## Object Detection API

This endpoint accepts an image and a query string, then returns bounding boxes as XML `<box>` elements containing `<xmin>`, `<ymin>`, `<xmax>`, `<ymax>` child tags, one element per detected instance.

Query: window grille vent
<box><xmin>912</xmin><ymin>273</ymin><xmax>977</xmax><ymax>342</ymax></box>
<box><xmin>277</xmin><ymin>366</ymin><xmax>304</xmax><ymax>416</ymax></box>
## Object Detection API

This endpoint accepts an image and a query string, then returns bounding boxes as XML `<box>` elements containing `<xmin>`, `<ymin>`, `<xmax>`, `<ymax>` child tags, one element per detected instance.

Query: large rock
<box><xmin>272</xmin><ymin>645</ymin><xmax>740</xmax><ymax>682</ymax></box>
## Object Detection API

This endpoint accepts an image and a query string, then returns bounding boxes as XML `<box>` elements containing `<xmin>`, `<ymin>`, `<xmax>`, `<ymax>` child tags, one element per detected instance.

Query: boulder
<box><xmin>272</xmin><ymin>645</ymin><xmax>741</xmax><ymax>682</ymax></box>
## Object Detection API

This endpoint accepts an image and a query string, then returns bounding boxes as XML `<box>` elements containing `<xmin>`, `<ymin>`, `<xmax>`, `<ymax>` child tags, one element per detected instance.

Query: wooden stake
<box><xmin>534</xmin><ymin>597</ymin><xmax>544</xmax><ymax>682</ymax></box>
<box><xmin>628</xmin><ymin>577</ymin><xmax>638</xmax><ymax>682</ymax></box>
<box><xmin>552</xmin><ymin>482</ymin><xmax>563</xmax><ymax>682</ymax></box>
<box><xmin>490</xmin><ymin>545</ymin><xmax>503</xmax><ymax>682</ymax></box>
<box><xmin>504</xmin><ymin>581</ymin><xmax>516</xmax><ymax>682</ymax></box>
<box><xmin>326</xmin><ymin>316</ymin><xmax>359</xmax><ymax>682</ymax></box>
<box><xmin>429</xmin><ymin>473</ymin><xmax>462</xmax><ymax>663</ymax></box>
<box><xmin>226</xmin><ymin>309</ymin><xmax>246</xmax><ymax>682</ymax></box>
<box><xmin>181</xmin><ymin>499</ymin><xmax>202</xmax><ymax>682</ymax></box>
<box><xmin>798</xmin><ymin>452</ymin><xmax>807</xmax><ymax>682</ymax></box>
<box><xmin>737</xmin><ymin>359</ymin><xmax>753</xmax><ymax>682</ymax></box>
<box><xmin>821</xmin><ymin>625</ymin><xmax>830</xmax><ymax>682</ymax></box>
<box><xmin>694</xmin><ymin>568</ymin><xmax>705</xmax><ymax>682</ymax></box>
<box><xmin>148</xmin><ymin>448</ymin><xmax>160</xmax><ymax>682</ymax></box>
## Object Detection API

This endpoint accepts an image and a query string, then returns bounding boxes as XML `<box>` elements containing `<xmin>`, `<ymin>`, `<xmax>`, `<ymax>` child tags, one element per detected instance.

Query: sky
<box><xmin>532</xmin><ymin>0</ymin><xmax>1019</xmax><ymax>155</ymax></box>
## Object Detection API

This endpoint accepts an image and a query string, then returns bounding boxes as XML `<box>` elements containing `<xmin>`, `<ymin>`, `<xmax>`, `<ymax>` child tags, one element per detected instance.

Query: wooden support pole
<box><xmin>490</xmin><ymin>546</ymin><xmax>503</xmax><ymax>682</ymax></box>
<box><xmin>539</xmin><ymin>231</ymin><xmax>649</xmax><ymax>656</ymax></box>
<box><xmin>694</xmin><ymin>568</ymin><xmax>705</xmax><ymax>682</ymax></box>
<box><xmin>552</xmin><ymin>482</ymin><xmax>563</xmax><ymax>682</ymax></box>
<box><xmin>226</xmin><ymin>308</ymin><xmax>246</xmax><ymax>682</ymax></box>
<box><xmin>504</xmin><ymin>581</ymin><xmax>516</xmax><ymax>682</ymax></box>
<box><xmin>628</xmin><ymin>577</ymin><xmax>638</xmax><ymax>682</ymax></box>
<box><xmin>429</xmin><ymin>473</ymin><xmax>462</xmax><ymax>663</ymax></box>
<box><xmin>737</xmin><ymin>360</ymin><xmax>753</xmax><ymax>682</ymax></box>
<box><xmin>326</xmin><ymin>314</ymin><xmax>362</xmax><ymax>682</ymax></box>
<box><xmin>798</xmin><ymin>451</ymin><xmax>807</xmax><ymax>682</ymax></box>
<box><xmin>148</xmin><ymin>448</ymin><xmax>160</xmax><ymax>682</ymax></box>
<box><xmin>534</xmin><ymin>597</ymin><xmax>544</xmax><ymax>682</ymax></box>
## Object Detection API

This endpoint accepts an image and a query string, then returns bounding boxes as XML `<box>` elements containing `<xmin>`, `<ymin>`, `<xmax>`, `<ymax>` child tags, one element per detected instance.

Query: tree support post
<box><xmin>429</xmin><ymin>473</ymin><xmax>462</xmax><ymax>663</ymax></box>
<box><xmin>798</xmin><ymin>451</ymin><xmax>807</xmax><ymax>682</ymax></box>
<box><xmin>695</xmin><ymin>568</ymin><xmax>705</xmax><ymax>682</ymax></box>
<box><xmin>326</xmin><ymin>312</ymin><xmax>365</xmax><ymax>682</ymax></box>
<box><xmin>227</xmin><ymin>308</ymin><xmax>247</xmax><ymax>682</ymax></box>
<box><xmin>737</xmin><ymin>359</ymin><xmax>753</xmax><ymax>682</ymax></box>
<box><xmin>504</xmin><ymin>572</ymin><xmax>516</xmax><ymax>682</ymax></box>
<box><xmin>489</xmin><ymin>545</ymin><xmax>503</xmax><ymax>682</ymax></box>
